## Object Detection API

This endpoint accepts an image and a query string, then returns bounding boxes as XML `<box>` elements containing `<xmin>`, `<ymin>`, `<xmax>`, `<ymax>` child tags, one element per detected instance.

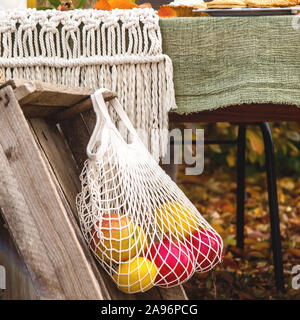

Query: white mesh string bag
<box><xmin>77</xmin><ymin>89</ymin><xmax>223</xmax><ymax>294</ymax></box>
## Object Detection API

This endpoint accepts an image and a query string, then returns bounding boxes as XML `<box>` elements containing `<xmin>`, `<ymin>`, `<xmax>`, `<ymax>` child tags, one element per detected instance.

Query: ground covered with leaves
<box><xmin>177</xmin><ymin>163</ymin><xmax>300</xmax><ymax>300</ymax></box>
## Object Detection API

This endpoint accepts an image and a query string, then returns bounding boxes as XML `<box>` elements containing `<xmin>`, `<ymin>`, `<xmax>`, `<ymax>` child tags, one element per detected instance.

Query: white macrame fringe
<box><xmin>0</xmin><ymin>8</ymin><xmax>177</xmax><ymax>160</ymax></box>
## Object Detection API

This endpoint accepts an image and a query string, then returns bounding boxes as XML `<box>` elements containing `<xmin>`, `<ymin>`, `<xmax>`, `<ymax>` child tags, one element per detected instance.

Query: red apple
<box><xmin>147</xmin><ymin>237</ymin><xmax>194</xmax><ymax>287</ymax></box>
<box><xmin>187</xmin><ymin>229</ymin><xmax>223</xmax><ymax>272</ymax></box>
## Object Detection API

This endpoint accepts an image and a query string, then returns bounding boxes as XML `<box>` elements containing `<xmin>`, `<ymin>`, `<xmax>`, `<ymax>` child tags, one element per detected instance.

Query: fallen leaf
<box><xmin>244</xmin><ymin>238</ymin><xmax>257</xmax><ymax>246</ymax></box>
<box><xmin>249</xmin><ymin>241</ymin><xmax>270</xmax><ymax>251</ymax></box>
<box><xmin>289</xmin><ymin>218</ymin><xmax>300</xmax><ymax>228</ymax></box>
<box><xmin>223</xmin><ymin>235</ymin><xmax>236</xmax><ymax>246</ymax></box>
<box><xmin>279</xmin><ymin>192</ymin><xmax>286</xmax><ymax>204</ymax></box>
<box><xmin>222</xmin><ymin>256</ymin><xmax>240</xmax><ymax>270</ymax></box>
<box><xmin>222</xmin><ymin>202</ymin><xmax>235</xmax><ymax>214</ymax></box>
<box><xmin>287</xmin><ymin>248</ymin><xmax>300</xmax><ymax>258</ymax></box>
<box><xmin>287</xmin><ymin>131</ymin><xmax>300</xmax><ymax>142</ymax></box>
<box><xmin>226</xmin><ymin>152</ymin><xmax>236</xmax><ymax>167</ymax></box>
<box><xmin>279</xmin><ymin>177</ymin><xmax>295</xmax><ymax>191</ymax></box>
<box><xmin>209</xmin><ymin>144</ymin><xmax>222</xmax><ymax>153</ymax></box>
<box><xmin>256</xmin><ymin>261</ymin><xmax>268</xmax><ymax>269</ymax></box>
<box><xmin>248</xmin><ymin>131</ymin><xmax>264</xmax><ymax>155</ymax></box>
<box><xmin>247</xmin><ymin>231</ymin><xmax>269</xmax><ymax>241</ymax></box>
<box><xmin>210</xmin><ymin>223</ymin><xmax>225</xmax><ymax>235</ymax></box>
<box><xmin>253</xmin><ymin>207</ymin><xmax>266</xmax><ymax>218</ymax></box>
<box><xmin>246</xmin><ymin>251</ymin><xmax>266</xmax><ymax>259</ymax></box>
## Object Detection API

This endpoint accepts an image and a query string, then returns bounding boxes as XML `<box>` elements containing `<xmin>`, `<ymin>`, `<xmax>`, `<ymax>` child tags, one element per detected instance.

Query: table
<box><xmin>160</xmin><ymin>16</ymin><xmax>300</xmax><ymax>116</ymax></box>
<box><xmin>159</xmin><ymin>16</ymin><xmax>300</xmax><ymax>291</ymax></box>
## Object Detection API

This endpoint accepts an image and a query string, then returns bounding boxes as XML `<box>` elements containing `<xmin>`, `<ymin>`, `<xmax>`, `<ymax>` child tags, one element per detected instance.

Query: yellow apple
<box><xmin>113</xmin><ymin>257</ymin><xmax>158</xmax><ymax>293</ymax></box>
<box><xmin>90</xmin><ymin>213</ymin><xmax>148</xmax><ymax>263</ymax></box>
<box><xmin>155</xmin><ymin>202</ymin><xmax>199</xmax><ymax>239</ymax></box>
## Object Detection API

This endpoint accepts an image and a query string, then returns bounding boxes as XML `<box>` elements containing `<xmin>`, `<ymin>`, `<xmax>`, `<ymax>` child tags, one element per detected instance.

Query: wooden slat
<box><xmin>52</xmin><ymin>98</ymin><xmax>92</xmax><ymax>122</ymax></box>
<box><xmin>29</xmin><ymin>118</ymin><xmax>81</xmax><ymax>216</ymax></box>
<box><xmin>0</xmin><ymin>212</ymin><xmax>39</xmax><ymax>300</ymax></box>
<box><xmin>30</xmin><ymin>124</ymin><xmax>112</xmax><ymax>300</ymax></box>
<box><xmin>0</xmin><ymin>79</ymin><xmax>116</xmax><ymax>120</ymax></box>
<box><xmin>51</xmin><ymin>90</ymin><xmax>117</xmax><ymax>122</ymax></box>
<box><xmin>0</xmin><ymin>85</ymin><xmax>109</xmax><ymax>300</ymax></box>
<box><xmin>81</xmin><ymin>108</ymin><xmax>97</xmax><ymax>133</ymax></box>
<box><xmin>12</xmin><ymin>79</ymin><xmax>94</xmax><ymax>107</ymax></box>
<box><xmin>0</xmin><ymin>79</ymin><xmax>93</xmax><ymax>119</ymax></box>
<box><xmin>23</xmin><ymin>105</ymin><xmax>67</xmax><ymax>118</ymax></box>
<box><xmin>59</xmin><ymin>114</ymin><xmax>91</xmax><ymax>172</ymax></box>
<box><xmin>169</xmin><ymin>103</ymin><xmax>300</xmax><ymax>123</ymax></box>
<box><xmin>0</xmin><ymin>145</ymin><xmax>65</xmax><ymax>299</ymax></box>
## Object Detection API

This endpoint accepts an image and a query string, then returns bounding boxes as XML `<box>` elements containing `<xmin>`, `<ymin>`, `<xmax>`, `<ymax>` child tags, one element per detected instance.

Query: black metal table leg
<box><xmin>236</xmin><ymin>125</ymin><xmax>246</xmax><ymax>249</ymax></box>
<box><xmin>258</xmin><ymin>123</ymin><xmax>284</xmax><ymax>292</ymax></box>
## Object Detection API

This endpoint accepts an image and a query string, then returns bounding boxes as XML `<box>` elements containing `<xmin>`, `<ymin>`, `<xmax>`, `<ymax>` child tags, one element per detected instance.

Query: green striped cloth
<box><xmin>159</xmin><ymin>16</ymin><xmax>300</xmax><ymax>114</ymax></box>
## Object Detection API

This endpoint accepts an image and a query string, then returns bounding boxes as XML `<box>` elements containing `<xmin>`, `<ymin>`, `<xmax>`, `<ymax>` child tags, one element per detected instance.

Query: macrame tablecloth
<box><xmin>0</xmin><ymin>8</ymin><xmax>176</xmax><ymax>161</ymax></box>
<box><xmin>159</xmin><ymin>16</ymin><xmax>300</xmax><ymax>114</ymax></box>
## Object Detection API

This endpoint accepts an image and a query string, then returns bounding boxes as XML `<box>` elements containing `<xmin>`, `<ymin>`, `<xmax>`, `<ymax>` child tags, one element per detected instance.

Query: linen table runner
<box><xmin>160</xmin><ymin>16</ymin><xmax>300</xmax><ymax>114</ymax></box>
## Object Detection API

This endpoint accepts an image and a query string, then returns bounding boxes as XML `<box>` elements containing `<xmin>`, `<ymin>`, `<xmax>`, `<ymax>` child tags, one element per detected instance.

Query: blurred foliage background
<box><xmin>199</xmin><ymin>122</ymin><xmax>300</xmax><ymax>178</ymax></box>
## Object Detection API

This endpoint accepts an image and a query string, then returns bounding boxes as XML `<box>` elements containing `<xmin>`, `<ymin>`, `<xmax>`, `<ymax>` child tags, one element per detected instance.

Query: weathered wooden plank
<box><xmin>51</xmin><ymin>98</ymin><xmax>92</xmax><ymax>122</ymax></box>
<box><xmin>51</xmin><ymin>90</ymin><xmax>116</xmax><ymax>122</ymax></box>
<box><xmin>23</xmin><ymin>105</ymin><xmax>67</xmax><ymax>118</ymax></box>
<box><xmin>12</xmin><ymin>79</ymin><xmax>94</xmax><ymax>107</ymax></box>
<box><xmin>0</xmin><ymin>85</ymin><xmax>109</xmax><ymax>300</ymax></box>
<box><xmin>81</xmin><ymin>108</ymin><xmax>97</xmax><ymax>134</ymax></box>
<box><xmin>0</xmin><ymin>146</ymin><xmax>65</xmax><ymax>299</ymax></box>
<box><xmin>0</xmin><ymin>212</ymin><xmax>39</xmax><ymax>300</ymax></box>
<box><xmin>29</xmin><ymin>118</ymin><xmax>81</xmax><ymax>215</ymax></box>
<box><xmin>32</xmin><ymin>128</ymin><xmax>112</xmax><ymax>300</ymax></box>
<box><xmin>59</xmin><ymin>114</ymin><xmax>91</xmax><ymax>172</ymax></box>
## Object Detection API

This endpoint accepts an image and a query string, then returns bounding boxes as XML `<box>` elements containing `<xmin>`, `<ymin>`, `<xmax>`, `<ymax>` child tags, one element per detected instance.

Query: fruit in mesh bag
<box><xmin>113</xmin><ymin>257</ymin><xmax>158</xmax><ymax>293</ymax></box>
<box><xmin>90</xmin><ymin>213</ymin><xmax>148</xmax><ymax>263</ymax></box>
<box><xmin>147</xmin><ymin>237</ymin><xmax>194</xmax><ymax>287</ymax></box>
<box><xmin>155</xmin><ymin>202</ymin><xmax>199</xmax><ymax>240</ymax></box>
<box><xmin>187</xmin><ymin>229</ymin><xmax>223</xmax><ymax>272</ymax></box>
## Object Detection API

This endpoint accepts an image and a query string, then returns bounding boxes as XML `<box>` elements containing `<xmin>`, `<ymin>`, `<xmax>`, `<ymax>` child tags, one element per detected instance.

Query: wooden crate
<box><xmin>0</xmin><ymin>79</ymin><xmax>188</xmax><ymax>300</ymax></box>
